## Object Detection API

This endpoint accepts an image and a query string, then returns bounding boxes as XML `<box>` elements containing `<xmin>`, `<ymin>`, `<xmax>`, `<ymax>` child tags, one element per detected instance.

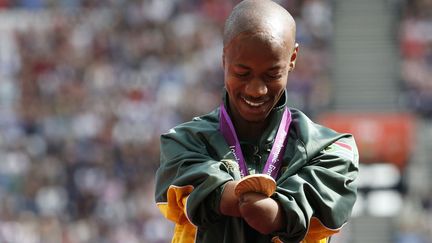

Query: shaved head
<box><xmin>223</xmin><ymin>0</ymin><xmax>296</xmax><ymax>49</ymax></box>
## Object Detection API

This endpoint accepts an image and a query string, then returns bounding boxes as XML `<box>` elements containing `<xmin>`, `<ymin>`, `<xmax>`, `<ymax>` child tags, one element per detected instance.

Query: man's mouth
<box><xmin>242</xmin><ymin>97</ymin><xmax>266</xmax><ymax>107</ymax></box>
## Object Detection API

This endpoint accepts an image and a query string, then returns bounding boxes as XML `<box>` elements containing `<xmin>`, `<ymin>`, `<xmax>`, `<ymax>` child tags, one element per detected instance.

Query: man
<box><xmin>155</xmin><ymin>0</ymin><xmax>359</xmax><ymax>242</ymax></box>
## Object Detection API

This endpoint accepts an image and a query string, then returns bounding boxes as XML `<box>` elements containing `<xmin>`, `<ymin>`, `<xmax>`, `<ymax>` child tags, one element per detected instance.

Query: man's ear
<box><xmin>289</xmin><ymin>43</ymin><xmax>299</xmax><ymax>72</ymax></box>
<box><xmin>222</xmin><ymin>54</ymin><xmax>225</xmax><ymax>70</ymax></box>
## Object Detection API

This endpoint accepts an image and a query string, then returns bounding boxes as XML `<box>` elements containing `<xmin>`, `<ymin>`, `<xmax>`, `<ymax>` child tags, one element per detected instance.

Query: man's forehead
<box><xmin>226</xmin><ymin>30</ymin><xmax>286</xmax><ymax>50</ymax></box>
<box><xmin>223</xmin><ymin>27</ymin><xmax>295</xmax><ymax>55</ymax></box>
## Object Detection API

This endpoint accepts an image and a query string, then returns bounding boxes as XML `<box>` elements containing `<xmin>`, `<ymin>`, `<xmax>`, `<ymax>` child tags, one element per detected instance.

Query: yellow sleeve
<box><xmin>303</xmin><ymin>217</ymin><xmax>341</xmax><ymax>243</ymax></box>
<box><xmin>272</xmin><ymin>217</ymin><xmax>341</xmax><ymax>243</ymax></box>
<box><xmin>157</xmin><ymin>185</ymin><xmax>197</xmax><ymax>243</ymax></box>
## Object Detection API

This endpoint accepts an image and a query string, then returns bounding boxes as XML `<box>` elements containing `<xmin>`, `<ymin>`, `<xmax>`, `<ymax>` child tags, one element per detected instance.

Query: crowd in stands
<box><xmin>399</xmin><ymin>0</ymin><xmax>432</xmax><ymax>118</ymax></box>
<box><xmin>0</xmin><ymin>0</ymin><xmax>334</xmax><ymax>242</ymax></box>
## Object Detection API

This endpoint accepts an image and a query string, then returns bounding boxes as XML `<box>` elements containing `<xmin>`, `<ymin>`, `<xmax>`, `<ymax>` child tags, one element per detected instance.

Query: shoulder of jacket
<box><xmin>289</xmin><ymin>108</ymin><xmax>353</xmax><ymax>157</ymax></box>
<box><xmin>162</xmin><ymin>108</ymin><xmax>220</xmax><ymax>138</ymax></box>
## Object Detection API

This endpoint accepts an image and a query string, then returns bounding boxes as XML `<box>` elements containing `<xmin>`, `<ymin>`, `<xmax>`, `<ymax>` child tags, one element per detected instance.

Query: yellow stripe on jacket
<box><xmin>157</xmin><ymin>185</ymin><xmax>197</xmax><ymax>243</ymax></box>
<box><xmin>303</xmin><ymin>217</ymin><xmax>340</xmax><ymax>242</ymax></box>
<box><xmin>267</xmin><ymin>216</ymin><xmax>340</xmax><ymax>243</ymax></box>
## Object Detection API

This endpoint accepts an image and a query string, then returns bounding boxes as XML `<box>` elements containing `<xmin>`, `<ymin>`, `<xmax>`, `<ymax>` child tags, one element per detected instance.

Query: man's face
<box><xmin>223</xmin><ymin>32</ymin><xmax>297</xmax><ymax>123</ymax></box>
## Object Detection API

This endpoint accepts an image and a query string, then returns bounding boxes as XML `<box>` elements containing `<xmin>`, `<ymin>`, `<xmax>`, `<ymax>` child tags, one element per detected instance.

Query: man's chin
<box><xmin>239</xmin><ymin>107</ymin><xmax>271</xmax><ymax>122</ymax></box>
<box><xmin>241</xmin><ymin>113</ymin><xmax>267</xmax><ymax>123</ymax></box>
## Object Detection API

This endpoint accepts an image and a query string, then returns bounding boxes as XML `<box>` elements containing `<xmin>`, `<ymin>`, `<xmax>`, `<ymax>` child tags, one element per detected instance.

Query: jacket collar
<box><xmin>221</xmin><ymin>90</ymin><xmax>288</xmax><ymax>147</ymax></box>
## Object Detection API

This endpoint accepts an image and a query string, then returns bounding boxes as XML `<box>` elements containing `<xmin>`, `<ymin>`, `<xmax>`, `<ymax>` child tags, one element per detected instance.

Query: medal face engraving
<box><xmin>234</xmin><ymin>174</ymin><xmax>277</xmax><ymax>197</ymax></box>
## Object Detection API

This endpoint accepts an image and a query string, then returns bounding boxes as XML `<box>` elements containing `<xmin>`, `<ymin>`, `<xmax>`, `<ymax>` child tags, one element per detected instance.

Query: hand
<box><xmin>239</xmin><ymin>192</ymin><xmax>286</xmax><ymax>234</ymax></box>
<box><xmin>219</xmin><ymin>181</ymin><xmax>241</xmax><ymax>217</ymax></box>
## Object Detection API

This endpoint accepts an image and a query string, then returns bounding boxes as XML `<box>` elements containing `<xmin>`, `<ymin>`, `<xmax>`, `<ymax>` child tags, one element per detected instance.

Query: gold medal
<box><xmin>234</xmin><ymin>174</ymin><xmax>276</xmax><ymax>197</ymax></box>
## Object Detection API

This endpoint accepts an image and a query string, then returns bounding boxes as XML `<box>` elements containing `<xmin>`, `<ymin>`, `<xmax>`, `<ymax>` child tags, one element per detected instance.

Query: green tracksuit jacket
<box><xmin>155</xmin><ymin>93</ymin><xmax>359</xmax><ymax>243</ymax></box>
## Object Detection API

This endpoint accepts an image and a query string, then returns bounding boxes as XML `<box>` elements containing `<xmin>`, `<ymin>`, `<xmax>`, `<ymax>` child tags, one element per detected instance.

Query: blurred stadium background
<box><xmin>0</xmin><ymin>0</ymin><xmax>431</xmax><ymax>242</ymax></box>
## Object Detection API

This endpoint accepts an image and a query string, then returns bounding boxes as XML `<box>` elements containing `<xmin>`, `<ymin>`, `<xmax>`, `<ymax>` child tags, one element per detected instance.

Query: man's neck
<box><xmin>230</xmin><ymin>111</ymin><xmax>269</xmax><ymax>143</ymax></box>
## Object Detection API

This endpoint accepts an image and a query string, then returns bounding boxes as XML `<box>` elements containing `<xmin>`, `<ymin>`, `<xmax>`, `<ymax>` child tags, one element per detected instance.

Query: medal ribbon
<box><xmin>219</xmin><ymin>104</ymin><xmax>291</xmax><ymax>179</ymax></box>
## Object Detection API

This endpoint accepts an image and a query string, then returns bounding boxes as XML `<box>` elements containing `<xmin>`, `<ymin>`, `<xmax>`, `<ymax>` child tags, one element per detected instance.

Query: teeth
<box><xmin>243</xmin><ymin>98</ymin><xmax>264</xmax><ymax>107</ymax></box>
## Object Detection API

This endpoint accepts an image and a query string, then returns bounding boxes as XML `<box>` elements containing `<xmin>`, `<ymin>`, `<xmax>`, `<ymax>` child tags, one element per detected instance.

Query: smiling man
<box><xmin>155</xmin><ymin>1</ymin><xmax>359</xmax><ymax>243</ymax></box>
<box><xmin>222</xmin><ymin>4</ymin><xmax>298</xmax><ymax>141</ymax></box>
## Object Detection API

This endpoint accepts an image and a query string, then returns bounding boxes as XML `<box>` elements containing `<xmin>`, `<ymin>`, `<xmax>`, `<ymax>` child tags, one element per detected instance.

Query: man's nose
<box><xmin>245</xmin><ymin>78</ymin><xmax>267</xmax><ymax>97</ymax></box>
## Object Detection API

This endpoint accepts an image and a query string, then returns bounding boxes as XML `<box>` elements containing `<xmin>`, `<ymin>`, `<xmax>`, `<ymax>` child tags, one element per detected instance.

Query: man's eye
<box><xmin>235</xmin><ymin>72</ymin><xmax>249</xmax><ymax>78</ymax></box>
<box><xmin>267</xmin><ymin>73</ymin><xmax>282</xmax><ymax>80</ymax></box>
